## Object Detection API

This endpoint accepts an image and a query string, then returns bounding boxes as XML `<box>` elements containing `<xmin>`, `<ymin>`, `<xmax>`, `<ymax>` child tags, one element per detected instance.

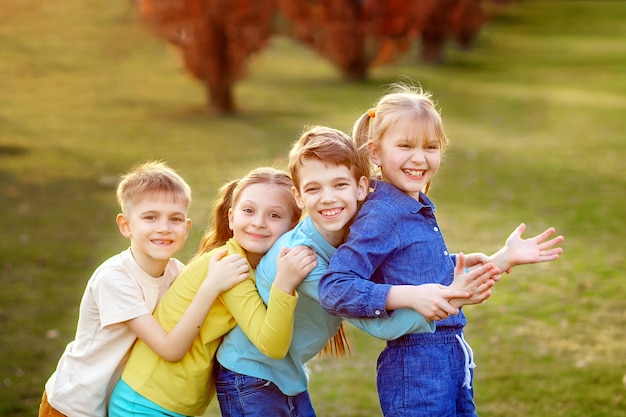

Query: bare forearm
<box><xmin>129</xmin><ymin>284</ymin><xmax>220</xmax><ymax>362</ymax></box>
<box><xmin>385</xmin><ymin>285</ymin><xmax>413</xmax><ymax>310</ymax></box>
<box><xmin>488</xmin><ymin>246</ymin><xmax>513</xmax><ymax>272</ymax></box>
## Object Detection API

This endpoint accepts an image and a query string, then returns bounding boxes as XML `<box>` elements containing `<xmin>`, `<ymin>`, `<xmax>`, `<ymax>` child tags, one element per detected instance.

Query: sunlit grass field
<box><xmin>1</xmin><ymin>1</ymin><xmax>625</xmax><ymax>416</ymax></box>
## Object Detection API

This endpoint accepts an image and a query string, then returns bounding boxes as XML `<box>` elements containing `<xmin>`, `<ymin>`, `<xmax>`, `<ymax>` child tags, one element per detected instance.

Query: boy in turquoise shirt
<box><xmin>214</xmin><ymin>126</ymin><xmax>478</xmax><ymax>416</ymax></box>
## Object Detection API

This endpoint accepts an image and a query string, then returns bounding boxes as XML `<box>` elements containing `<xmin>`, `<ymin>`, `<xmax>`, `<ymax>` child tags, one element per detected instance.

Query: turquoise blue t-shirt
<box><xmin>215</xmin><ymin>216</ymin><xmax>435</xmax><ymax>396</ymax></box>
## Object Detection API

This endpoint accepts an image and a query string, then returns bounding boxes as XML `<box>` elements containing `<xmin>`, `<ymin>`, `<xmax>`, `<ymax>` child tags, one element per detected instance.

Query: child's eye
<box><xmin>144</xmin><ymin>215</ymin><xmax>157</xmax><ymax>221</ymax></box>
<box><xmin>269</xmin><ymin>213</ymin><xmax>282</xmax><ymax>220</ymax></box>
<box><xmin>242</xmin><ymin>208</ymin><xmax>254</xmax><ymax>215</ymax></box>
<box><xmin>171</xmin><ymin>217</ymin><xmax>185</xmax><ymax>223</ymax></box>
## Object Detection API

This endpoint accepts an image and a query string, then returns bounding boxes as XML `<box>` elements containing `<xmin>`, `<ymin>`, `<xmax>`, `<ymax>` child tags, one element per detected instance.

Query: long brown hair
<box><xmin>317</xmin><ymin>324</ymin><xmax>352</xmax><ymax>358</ymax></box>
<box><xmin>191</xmin><ymin>167</ymin><xmax>301</xmax><ymax>262</ymax></box>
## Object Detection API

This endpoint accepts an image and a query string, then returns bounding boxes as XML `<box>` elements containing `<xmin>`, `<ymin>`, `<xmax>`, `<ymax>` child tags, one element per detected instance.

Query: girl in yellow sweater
<box><xmin>109</xmin><ymin>167</ymin><xmax>317</xmax><ymax>417</ymax></box>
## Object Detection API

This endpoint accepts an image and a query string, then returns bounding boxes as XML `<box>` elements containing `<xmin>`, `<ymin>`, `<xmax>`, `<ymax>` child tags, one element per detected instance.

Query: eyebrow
<box><xmin>139</xmin><ymin>209</ymin><xmax>186</xmax><ymax>216</ymax></box>
<box><xmin>302</xmin><ymin>174</ymin><xmax>353</xmax><ymax>186</ymax></box>
<box><xmin>300</xmin><ymin>180</ymin><xmax>319</xmax><ymax>188</ymax></box>
<box><xmin>239</xmin><ymin>200</ymin><xmax>286</xmax><ymax>210</ymax></box>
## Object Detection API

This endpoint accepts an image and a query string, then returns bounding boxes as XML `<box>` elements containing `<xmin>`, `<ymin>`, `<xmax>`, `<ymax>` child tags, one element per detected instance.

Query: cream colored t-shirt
<box><xmin>44</xmin><ymin>248</ymin><xmax>183</xmax><ymax>417</ymax></box>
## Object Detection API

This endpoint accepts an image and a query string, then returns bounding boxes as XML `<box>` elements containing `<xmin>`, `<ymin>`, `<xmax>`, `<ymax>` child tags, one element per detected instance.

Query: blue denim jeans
<box><xmin>216</xmin><ymin>363</ymin><xmax>317</xmax><ymax>417</ymax></box>
<box><xmin>377</xmin><ymin>329</ymin><xmax>478</xmax><ymax>417</ymax></box>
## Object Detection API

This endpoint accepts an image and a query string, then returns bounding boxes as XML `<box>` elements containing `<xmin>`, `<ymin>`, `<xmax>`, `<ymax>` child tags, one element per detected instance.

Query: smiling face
<box><xmin>228</xmin><ymin>182</ymin><xmax>297</xmax><ymax>268</ymax></box>
<box><xmin>116</xmin><ymin>192</ymin><xmax>191</xmax><ymax>277</ymax></box>
<box><xmin>369</xmin><ymin>115</ymin><xmax>442</xmax><ymax>201</ymax></box>
<box><xmin>292</xmin><ymin>158</ymin><xmax>368</xmax><ymax>247</ymax></box>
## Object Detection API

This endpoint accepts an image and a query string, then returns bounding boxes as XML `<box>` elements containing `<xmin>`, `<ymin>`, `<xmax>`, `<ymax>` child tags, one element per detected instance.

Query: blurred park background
<box><xmin>1</xmin><ymin>0</ymin><xmax>625</xmax><ymax>416</ymax></box>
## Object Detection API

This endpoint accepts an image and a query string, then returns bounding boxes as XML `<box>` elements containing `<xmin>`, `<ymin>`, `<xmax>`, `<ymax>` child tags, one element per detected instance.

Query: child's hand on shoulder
<box><xmin>273</xmin><ymin>245</ymin><xmax>318</xmax><ymax>295</ymax></box>
<box><xmin>449</xmin><ymin>252</ymin><xmax>498</xmax><ymax>308</ymax></box>
<box><xmin>202</xmin><ymin>249</ymin><xmax>250</xmax><ymax>295</ymax></box>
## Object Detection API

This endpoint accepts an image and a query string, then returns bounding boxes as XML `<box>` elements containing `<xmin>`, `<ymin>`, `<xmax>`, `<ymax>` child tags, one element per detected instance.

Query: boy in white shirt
<box><xmin>39</xmin><ymin>161</ymin><xmax>249</xmax><ymax>417</ymax></box>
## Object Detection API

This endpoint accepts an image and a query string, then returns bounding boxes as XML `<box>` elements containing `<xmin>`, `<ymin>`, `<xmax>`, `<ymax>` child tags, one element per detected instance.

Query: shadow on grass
<box><xmin>0</xmin><ymin>168</ymin><xmax>122</xmax><ymax>415</ymax></box>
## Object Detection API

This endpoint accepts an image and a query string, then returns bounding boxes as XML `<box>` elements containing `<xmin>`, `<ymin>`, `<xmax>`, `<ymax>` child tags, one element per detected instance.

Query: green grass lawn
<box><xmin>1</xmin><ymin>1</ymin><xmax>625</xmax><ymax>416</ymax></box>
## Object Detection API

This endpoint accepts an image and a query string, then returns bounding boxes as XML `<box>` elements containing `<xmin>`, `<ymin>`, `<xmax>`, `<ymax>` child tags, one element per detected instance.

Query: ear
<box><xmin>356</xmin><ymin>176</ymin><xmax>369</xmax><ymax>202</ymax></box>
<box><xmin>184</xmin><ymin>218</ymin><xmax>192</xmax><ymax>239</ymax></box>
<box><xmin>367</xmin><ymin>142</ymin><xmax>381</xmax><ymax>166</ymax></box>
<box><xmin>227</xmin><ymin>208</ymin><xmax>234</xmax><ymax>230</ymax></box>
<box><xmin>291</xmin><ymin>186</ymin><xmax>305</xmax><ymax>210</ymax></box>
<box><xmin>116</xmin><ymin>213</ymin><xmax>131</xmax><ymax>238</ymax></box>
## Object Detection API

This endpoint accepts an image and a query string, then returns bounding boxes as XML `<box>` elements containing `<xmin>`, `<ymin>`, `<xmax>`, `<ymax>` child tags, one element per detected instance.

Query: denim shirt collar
<box><xmin>370</xmin><ymin>179</ymin><xmax>436</xmax><ymax>214</ymax></box>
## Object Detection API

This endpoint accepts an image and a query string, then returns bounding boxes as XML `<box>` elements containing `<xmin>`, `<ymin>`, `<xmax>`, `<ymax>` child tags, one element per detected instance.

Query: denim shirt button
<box><xmin>433</xmin><ymin>226</ymin><xmax>439</xmax><ymax>232</ymax></box>
<box><xmin>374</xmin><ymin>309</ymin><xmax>381</xmax><ymax>316</ymax></box>
<box><xmin>443</xmin><ymin>250</ymin><xmax>448</xmax><ymax>256</ymax></box>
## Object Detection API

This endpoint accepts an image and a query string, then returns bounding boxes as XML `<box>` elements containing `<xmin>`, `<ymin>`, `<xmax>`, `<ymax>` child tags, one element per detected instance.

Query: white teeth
<box><xmin>404</xmin><ymin>169</ymin><xmax>424</xmax><ymax>177</ymax></box>
<box><xmin>321</xmin><ymin>208</ymin><xmax>341</xmax><ymax>216</ymax></box>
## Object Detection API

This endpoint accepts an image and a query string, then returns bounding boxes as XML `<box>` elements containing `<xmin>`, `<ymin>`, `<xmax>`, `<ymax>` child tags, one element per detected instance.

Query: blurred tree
<box><xmin>277</xmin><ymin>0</ymin><xmax>490</xmax><ymax>78</ymax></box>
<box><xmin>421</xmin><ymin>0</ymin><xmax>486</xmax><ymax>64</ymax></box>
<box><xmin>137</xmin><ymin>0</ymin><xmax>277</xmax><ymax>113</ymax></box>
<box><xmin>278</xmin><ymin>0</ymin><xmax>368</xmax><ymax>80</ymax></box>
<box><xmin>135</xmin><ymin>0</ymin><xmax>502</xmax><ymax>111</ymax></box>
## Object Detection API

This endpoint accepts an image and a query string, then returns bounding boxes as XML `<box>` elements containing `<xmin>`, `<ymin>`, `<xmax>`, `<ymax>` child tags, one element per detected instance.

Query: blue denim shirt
<box><xmin>319</xmin><ymin>180</ymin><xmax>466</xmax><ymax>330</ymax></box>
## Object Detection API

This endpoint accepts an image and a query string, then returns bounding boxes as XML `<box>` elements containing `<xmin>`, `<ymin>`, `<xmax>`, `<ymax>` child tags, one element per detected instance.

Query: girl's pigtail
<box><xmin>318</xmin><ymin>322</ymin><xmax>352</xmax><ymax>358</ymax></box>
<box><xmin>352</xmin><ymin>112</ymin><xmax>371</xmax><ymax>158</ymax></box>
<box><xmin>352</xmin><ymin>112</ymin><xmax>377</xmax><ymax>178</ymax></box>
<box><xmin>423</xmin><ymin>180</ymin><xmax>432</xmax><ymax>195</ymax></box>
<box><xmin>192</xmin><ymin>179</ymin><xmax>238</xmax><ymax>261</ymax></box>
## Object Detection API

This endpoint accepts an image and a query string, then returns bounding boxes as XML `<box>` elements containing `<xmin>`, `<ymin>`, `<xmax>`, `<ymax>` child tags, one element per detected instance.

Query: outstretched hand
<box><xmin>502</xmin><ymin>223</ymin><xmax>564</xmax><ymax>269</ymax></box>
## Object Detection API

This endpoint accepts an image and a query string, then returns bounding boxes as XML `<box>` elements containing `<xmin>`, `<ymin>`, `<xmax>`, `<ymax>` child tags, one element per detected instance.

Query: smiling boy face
<box><xmin>292</xmin><ymin>157</ymin><xmax>368</xmax><ymax>248</ymax></box>
<box><xmin>116</xmin><ymin>192</ymin><xmax>191</xmax><ymax>277</ymax></box>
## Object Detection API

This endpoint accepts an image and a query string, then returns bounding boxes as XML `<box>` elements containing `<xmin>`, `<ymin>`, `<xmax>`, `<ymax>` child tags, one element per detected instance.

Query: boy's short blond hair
<box><xmin>116</xmin><ymin>161</ymin><xmax>192</xmax><ymax>214</ymax></box>
<box><xmin>288</xmin><ymin>125</ymin><xmax>370</xmax><ymax>191</ymax></box>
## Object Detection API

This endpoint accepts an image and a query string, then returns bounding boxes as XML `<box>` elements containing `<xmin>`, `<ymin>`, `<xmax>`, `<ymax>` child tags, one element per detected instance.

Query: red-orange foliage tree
<box><xmin>421</xmin><ymin>0</ymin><xmax>486</xmax><ymax>64</ymax></box>
<box><xmin>277</xmin><ymin>0</ymin><xmax>406</xmax><ymax>81</ymax></box>
<box><xmin>277</xmin><ymin>0</ymin><xmax>489</xmax><ymax>79</ymax></box>
<box><xmin>137</xmin><ymin>0</ymin><xmax>277</xmax><ymax>113</ymax></box>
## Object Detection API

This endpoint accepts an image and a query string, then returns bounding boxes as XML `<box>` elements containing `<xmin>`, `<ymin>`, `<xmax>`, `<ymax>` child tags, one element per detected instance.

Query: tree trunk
<box><xmin>200</xmin><ymin>0</ymin><xmax>235</xmax><ymax>114</ymax></box>
<box><xmin>421</xmin><ymin>0</ymin><xmax>457</xmax><ymax>64</ymax></box>
<box><xmin>205</xmin><ymin>79</ymin><xmax>234</xmax><ymax>114</ymax></box>
<box><xmin>341</xmin><ymin>56</ymin><xmax>369</xmax><ymax>81</ymax></box>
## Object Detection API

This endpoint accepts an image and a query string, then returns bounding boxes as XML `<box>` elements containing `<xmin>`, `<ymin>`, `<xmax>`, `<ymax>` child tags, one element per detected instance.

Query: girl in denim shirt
<box><xmin>319</xmin><ymin>83</ymin><xmax>564</xmax><ymax>416</ymax></box>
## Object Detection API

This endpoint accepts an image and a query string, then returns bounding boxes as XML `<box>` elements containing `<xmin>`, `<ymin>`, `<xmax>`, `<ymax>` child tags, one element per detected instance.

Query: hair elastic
<box><xmin>367</xmin><ymin>108</ymin><xmax>376</xmax><ymax>118</ymax></box>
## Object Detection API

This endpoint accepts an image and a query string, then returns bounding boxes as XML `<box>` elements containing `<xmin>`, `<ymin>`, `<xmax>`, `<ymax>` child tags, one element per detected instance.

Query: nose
<box><xmin>320</xmin><ymin>187</ymin><xmax>337</xmax><ymax>203</ymax></box>
<box><xmin>411</xmin><ymin>148</ymin><xmax>427</xmax><ymax>163</ymax></box>
<box><xmin>251</xmin><ymin>213</ymin><xmax>266</xmax><ymax>228</ymax></box>
<box><xmin>157</xmin><ymin>218</ymin><xmax>172</xmax><ymax>232</ymax></box>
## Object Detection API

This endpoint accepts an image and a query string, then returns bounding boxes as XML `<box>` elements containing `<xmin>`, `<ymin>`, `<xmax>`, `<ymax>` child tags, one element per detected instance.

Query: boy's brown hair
<box><xmin>288</xmin><ymin>125</ymin><xmax>370</xmax><ymax>192</ymax></box>
<box><xmin>116</xmin><ymin>160</ymin><xmax>192</xmax><ymax>214</ymax></box>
